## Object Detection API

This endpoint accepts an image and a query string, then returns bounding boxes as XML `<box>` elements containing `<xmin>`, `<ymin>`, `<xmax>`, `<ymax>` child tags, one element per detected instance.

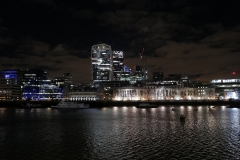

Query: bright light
<box><xmin>174</xmin><ymin>95</ymin><xmax>181</xmax><ymax>100</ymax></box>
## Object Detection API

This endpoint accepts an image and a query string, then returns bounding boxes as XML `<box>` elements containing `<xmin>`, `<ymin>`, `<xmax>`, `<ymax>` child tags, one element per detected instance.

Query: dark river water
<box><xmin>0</xmin><ymin>105</ymin><xmax>240</xmax><ymax>160</ymax></box>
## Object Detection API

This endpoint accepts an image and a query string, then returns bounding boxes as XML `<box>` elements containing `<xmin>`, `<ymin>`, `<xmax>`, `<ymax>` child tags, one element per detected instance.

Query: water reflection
<box><xmin>0</xmin><ymin>106</ymin><xmax>240</xmax><ymax>159</ymax></box>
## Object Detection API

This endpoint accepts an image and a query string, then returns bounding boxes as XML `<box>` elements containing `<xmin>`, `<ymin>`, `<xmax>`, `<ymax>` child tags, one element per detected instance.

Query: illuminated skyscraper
<box><xmin>113</xmin><ymin>51</ymin><xmax>124</xmax><ymax>81</ymax></box>
<box><xmin>91</xmin><ymin>44</ymin><xmax>113</xmax><ymax>85</ymax></box>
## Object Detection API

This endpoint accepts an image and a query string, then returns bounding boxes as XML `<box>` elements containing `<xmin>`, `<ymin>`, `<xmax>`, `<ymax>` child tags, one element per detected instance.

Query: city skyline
<box><xmin>0</xmin><ymin>0</ymin><xmax>240</xmax><ymax>83</ymax></box>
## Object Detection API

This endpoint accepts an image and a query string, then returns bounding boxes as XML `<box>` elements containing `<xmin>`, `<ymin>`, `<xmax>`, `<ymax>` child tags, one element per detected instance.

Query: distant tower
<box><xmin>62</xmin><ymin>73</ymin><xmax>73</xmax><ymax>85</ymax></box>
<box><xmin>91</xmin><ymin>44</ymin><xmax>113</xmax><ymax>85</ymax></box>
<box><xmin>135</xmin><ymin>66</ymin><xmax>142</xmax><ymax>72</ymax></box>
<box><xmin>152</xmin><ymin>72</ymin><xmax>164</xmax><ymax>82</ymax></box>
<box><xmin>141</xmin><ymin>59</ymin><xmax>147</xmax><ymax>80</ymax></box>
<box><xmin>134</xmin><ymin>66</ymin><xmax>144</xmax><ymax>82</ymax></box>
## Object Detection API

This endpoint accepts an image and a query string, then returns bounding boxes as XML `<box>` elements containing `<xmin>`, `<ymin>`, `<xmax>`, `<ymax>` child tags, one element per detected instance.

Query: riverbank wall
<box><xmin>1</xmin><ymin>100</ymin><xmax>240</xmax><ymax>108</ymax></box>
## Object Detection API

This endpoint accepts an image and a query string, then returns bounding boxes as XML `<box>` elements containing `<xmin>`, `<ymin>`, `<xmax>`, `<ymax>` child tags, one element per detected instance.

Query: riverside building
<box><xmin>210</xmin><ymin>79</ymin><xmax>240</xmax><ymax>100</ymax></box>
<box><xmin>112</xmin><ymin>84</ymin><xmax>215</xmax><ymax>101</ymax></box>
<box><xmin>0</xmin><ymin>70</ymin><xmax>22</xmax><ymax>101</ymax></box>
<box><xmin>22</xmin><ymin>69</ymin><xmax>62</xmax><ymax>100</ymax></box>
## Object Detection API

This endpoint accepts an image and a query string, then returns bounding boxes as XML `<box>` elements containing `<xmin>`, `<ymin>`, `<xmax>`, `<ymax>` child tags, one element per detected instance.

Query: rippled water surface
<box><xmin>0</xmin><ymin>105</ymin><xmax>240</xmax><ymax>159</ymax></box>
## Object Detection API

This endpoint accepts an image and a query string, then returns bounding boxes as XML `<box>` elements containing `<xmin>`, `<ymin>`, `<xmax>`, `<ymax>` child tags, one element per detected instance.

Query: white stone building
<box><xmin>112</xmin><ymin>85</ymin><xmax>215</xmax><ymax>101</ymax></box>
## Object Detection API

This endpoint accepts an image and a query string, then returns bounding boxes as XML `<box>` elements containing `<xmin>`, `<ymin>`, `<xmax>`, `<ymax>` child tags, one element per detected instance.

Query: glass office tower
<box><xmin>113</xmin><ymin>51</ymin><xmax>124</xmax><ymax>81</ymax></box>
<box><xmin>91</xmin><ymin>44</ymin><xmax>113</xmax><ymax>85</ymax></box>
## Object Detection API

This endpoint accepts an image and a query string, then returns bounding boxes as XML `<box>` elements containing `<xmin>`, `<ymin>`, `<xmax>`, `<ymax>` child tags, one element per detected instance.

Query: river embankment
<box><xmin>1</xmin><ymin>100</ymin><xmax>240</xmax><ymax>108</ymax></box>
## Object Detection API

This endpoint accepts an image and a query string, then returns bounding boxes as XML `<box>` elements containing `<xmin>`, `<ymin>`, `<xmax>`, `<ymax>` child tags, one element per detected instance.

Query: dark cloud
<box><xmin>15</xmin><ymin>39</ymin><xmax>50</xmax><ymax>56</ymax></box>
<box><xmin>0</xmin><ymin>0</ymin><xmax>240</xmax><ymax>83</ymax></box>
<box><xmin>0</xmin><ymin>26</ymin><xmax>15</xmax><ymax>46</ymax></box>
<box><xmin>69</xmin><ymin>9</ymin><xmax>96</xmax><ymax>20</ymax></box>
<box><xmin>31</xmin><ymin>0</ymin><xmax>56</xmax><ymax>6</ymax></box>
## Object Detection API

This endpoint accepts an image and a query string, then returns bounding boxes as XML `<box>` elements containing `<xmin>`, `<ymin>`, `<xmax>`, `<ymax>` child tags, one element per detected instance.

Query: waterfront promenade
<box><xmin>0</xmin><ymin>100</ymin><xmax>240</xmax><ymax>108</ymax></box>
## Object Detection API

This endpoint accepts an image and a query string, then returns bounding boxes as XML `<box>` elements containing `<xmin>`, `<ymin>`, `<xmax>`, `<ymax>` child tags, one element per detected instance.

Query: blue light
<box><xmin>124</xmin><ymin>66</ymin><xmax>132</xmax><ymax>73</ymax></box>
<box><xmin>4</xmin><ymin>74</ymin><xmax>16</xmax><ymax>79</ymax></box>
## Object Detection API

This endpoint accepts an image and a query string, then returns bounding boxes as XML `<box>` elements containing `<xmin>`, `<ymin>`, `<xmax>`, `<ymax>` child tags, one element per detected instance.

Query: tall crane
<box><xmin>140</xmin><ymin>48</ymin><xmax>147</xmax><ymax>80</ymax></box>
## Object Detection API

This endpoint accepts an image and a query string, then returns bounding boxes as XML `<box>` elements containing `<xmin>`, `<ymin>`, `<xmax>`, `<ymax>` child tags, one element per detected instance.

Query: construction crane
<box><xmin>140</xmin><ymin>48</ymin><xmax>144</xmax><ymax>60</ymax></box>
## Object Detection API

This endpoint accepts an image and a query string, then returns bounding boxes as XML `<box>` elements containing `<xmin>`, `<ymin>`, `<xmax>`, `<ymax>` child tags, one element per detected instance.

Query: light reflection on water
<box><xmin>0</xmin><ymin>105</ymin><xmax>240</xmax><ymax>159</ymax></box>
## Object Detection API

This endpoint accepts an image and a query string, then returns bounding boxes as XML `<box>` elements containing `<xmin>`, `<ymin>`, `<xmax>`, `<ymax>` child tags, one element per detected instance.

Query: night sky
<box><xmin>0</xmin><ymin>0</ymin><xmax>240</xmax><ymax>83</ymax></box>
